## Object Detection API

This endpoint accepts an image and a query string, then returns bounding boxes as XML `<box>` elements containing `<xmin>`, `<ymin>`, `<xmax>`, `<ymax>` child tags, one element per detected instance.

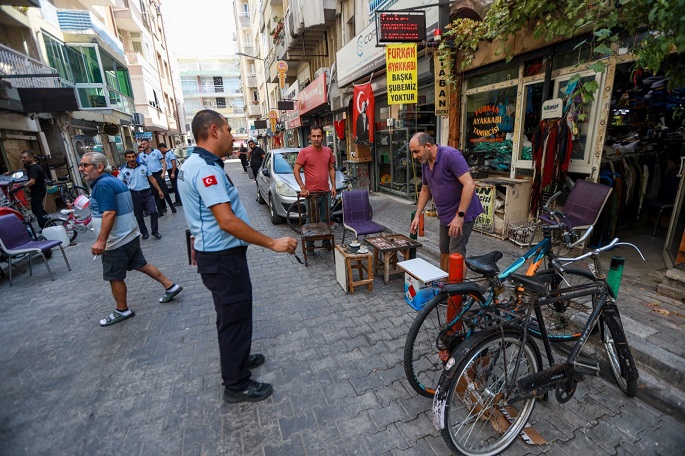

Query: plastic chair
<box><xmin>539</xmin><ymin>179</ymin><xmax>612</xmax><ymax>247</ymax></box>
<box><xmin>341</xmin><ymin>190</ymin><xmax>384</xmax><ymax>245</ymax></box>
<box><xmin>297</xmin><ymin>191</ymin><xmax>334</xmax><ymax>267</ymax></box>
<box><xmin>0</xmin><ymin>214</ymin><xmax>71</xmax><ymax>286</ymax></box>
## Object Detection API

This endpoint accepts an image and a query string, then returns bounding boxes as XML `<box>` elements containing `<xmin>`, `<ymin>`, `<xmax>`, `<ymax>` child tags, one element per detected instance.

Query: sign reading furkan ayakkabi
<box><xmin>386</xmin><ymin>43</ymin><xmax>418</xmax><ymax>105</ymax></box>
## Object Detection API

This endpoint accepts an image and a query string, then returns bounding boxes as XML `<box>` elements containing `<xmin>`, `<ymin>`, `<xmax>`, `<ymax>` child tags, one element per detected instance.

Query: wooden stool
<box><xmin>334</xmin><ymin>245</ymin><xmax>374</xmax><ymax>293</ymax></box>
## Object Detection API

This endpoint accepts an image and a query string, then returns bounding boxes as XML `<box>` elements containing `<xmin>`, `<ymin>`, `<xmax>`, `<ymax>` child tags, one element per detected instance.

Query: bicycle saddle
<box><xmin>507</xmin><ymin>272</ymin><xmax>551</xmax><ymax>295</ymax></box>
<box><xmin>60</xmin><ymin>209</ymin><xmax>75</xmax><ymax>214</ymax></box>
<box><xmin>465</xmin><ymin>251</ymin><xmax>503</xmax><ymax>276</ymax></box>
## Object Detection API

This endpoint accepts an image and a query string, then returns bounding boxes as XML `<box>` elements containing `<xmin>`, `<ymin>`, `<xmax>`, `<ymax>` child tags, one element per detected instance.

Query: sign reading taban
<box><xmin>434</xmin><ymin>52</ymin><xmax>450</xmax><ymax>116</ymax></box>
<box><xmin>386</xmin><ymin>43</ymin><xmax>418</xmax><ymax>105</ymax></box>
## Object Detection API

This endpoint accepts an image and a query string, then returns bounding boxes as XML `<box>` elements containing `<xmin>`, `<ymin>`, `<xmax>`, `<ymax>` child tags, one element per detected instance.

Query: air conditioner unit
<box><xmin>133</xmin><ymin>113</ymin><xmax>145</xmax><ymax>125</ymax></box>
<box><xmin>314</xmin><ymin>67</ymin><xmax>330</xmax><ymax>80</ymax></box>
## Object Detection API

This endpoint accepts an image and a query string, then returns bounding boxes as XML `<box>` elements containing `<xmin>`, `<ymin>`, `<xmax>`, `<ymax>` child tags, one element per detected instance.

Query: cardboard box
<box><xmin>398</xmin><ymin>258</ymin><xmax>448</xmax><ymax>311</ymax></box>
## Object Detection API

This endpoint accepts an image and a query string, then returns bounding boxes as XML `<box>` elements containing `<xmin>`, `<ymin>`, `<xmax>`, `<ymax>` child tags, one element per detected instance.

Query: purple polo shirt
<box><xmin>422</xmin><ymin>145</ymin><xmax>483</xmax><ymax>225</ymax></box>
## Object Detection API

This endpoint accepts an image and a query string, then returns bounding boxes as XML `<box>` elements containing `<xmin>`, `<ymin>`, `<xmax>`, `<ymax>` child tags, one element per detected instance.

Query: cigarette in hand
<box><xmin>93</xmin><ymin>255</ymin><xmax>98</xmax><ymax>260</ymax></box>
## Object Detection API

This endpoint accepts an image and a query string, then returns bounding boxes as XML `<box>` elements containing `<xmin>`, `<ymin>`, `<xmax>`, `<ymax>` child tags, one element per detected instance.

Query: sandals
<box><xmin>100</xmin><ymin>310</ymin><xmax>135</xmax><ymax>327</ymax></box>
<box><xmin>159</xmin><ymin>285</ymin><xmax>183</xmax><ymax>303</ymax></box>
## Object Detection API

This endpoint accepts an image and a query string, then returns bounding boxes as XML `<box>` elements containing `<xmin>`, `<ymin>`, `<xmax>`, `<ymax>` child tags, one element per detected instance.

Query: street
<box><xmin>1</xmin><ymin>159</ymin><xmax>684</xmax><ymax>456</ymax></box>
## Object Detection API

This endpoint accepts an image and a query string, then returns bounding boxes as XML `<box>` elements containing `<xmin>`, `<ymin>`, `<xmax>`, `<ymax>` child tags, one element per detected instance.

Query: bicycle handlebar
<box><xmin>556</xmin><ymin>237</ymin><xmax>645</xmax><ymax>264</ymax></box>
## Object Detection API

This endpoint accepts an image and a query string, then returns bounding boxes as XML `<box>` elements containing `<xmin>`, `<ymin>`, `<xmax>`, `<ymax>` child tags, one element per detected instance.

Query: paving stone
<box><xmin>264</xmin><ymin>435</ymin><xmax>307</xmax><ymax>456</ymax></box>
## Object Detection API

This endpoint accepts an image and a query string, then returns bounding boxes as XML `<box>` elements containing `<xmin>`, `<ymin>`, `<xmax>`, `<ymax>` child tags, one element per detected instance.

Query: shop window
<box><xmin>464</xmin><ymin>86</ymin><xmax>518</xmax><ymax>173</ymax></box>
<box><xmin>465</xmin><ymin>63</ymin><xmax>518</xmax><ymax>90</ymax></box>
<box><xmin>519</xmin><ymin>81</ymin><xmax>544</xmax><ymax>161</ymax></box>
<box><xmin>43</xmin><ymin>34</ymin><xmax>73</xmax><ymax>83</ymax></box>
<box><xmin>554</xmin><ymin>73</ymin><xmax>600</xmax><ymax>165</ymax></box>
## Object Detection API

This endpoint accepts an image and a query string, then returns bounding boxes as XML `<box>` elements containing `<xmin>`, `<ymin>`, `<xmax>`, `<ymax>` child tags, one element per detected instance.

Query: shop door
<box><xmin>375</xmin><ymin>128</ymin><xmax>419</xmax><ymax>198</ymax></box>
<box><xmin>553</xmin><ymin>71</ymin><xmax>604</xmax><ymax>174</ymax></box>
<box><xmin>664</xmin><ymin>157</ymin><xmax>685</xmax><ymax>268</ymax></box>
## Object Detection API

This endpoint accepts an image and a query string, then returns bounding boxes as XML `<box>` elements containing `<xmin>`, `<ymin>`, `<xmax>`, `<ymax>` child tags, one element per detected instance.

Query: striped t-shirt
<box><xmin>90</xmin><ymin>173</ymin><xmax>140</xmax><ymax>250</ymax></box>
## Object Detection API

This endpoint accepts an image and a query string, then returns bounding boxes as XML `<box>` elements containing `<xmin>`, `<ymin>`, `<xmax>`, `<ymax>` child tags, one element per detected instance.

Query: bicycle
<box><xmin>404</xmin><ymin>204</ymin><xmax>598</xmax><ymax>399</ymax></box>
<box><xmin>285</xmin><ymin>175</ymin><xmax>359</xmax><ymax>234</ymax></box>
<box><xmin>43</xmin><ymin>192</ymin><xmax>93</xmax><ymax>242</ymax></box>
<box><xmin>432</xmin><ymin>238</ymin><xmax>642</xmax><ymax>456</ymax></box>
<box><xmin>50</xmin><ymin>179</ymin><xmax>90</xmax><ymax>208</ymax></box>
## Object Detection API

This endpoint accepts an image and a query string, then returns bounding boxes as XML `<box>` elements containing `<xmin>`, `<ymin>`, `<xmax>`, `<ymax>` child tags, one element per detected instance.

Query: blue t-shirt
<box><xmin>422</xmin><ymin>145</ymin><xmax>483</xmax><ymax>225</ymax></box>
<box><xmin>164</xmin><ymin>151</ymin><xmax>177</xmax><ymax>171</ymax></box>
<box><xmin>118</xmin><ymin>163</ymin><xmax>152</xmax><ymax>191</ymax></box>
<box><xmin>146</xmin><ymin>148</ymin><xmax>164</xmax><ymax>172</ymax></box>
<box><xmin>90</xmin><ymin>173</ymin><xmax>140</xmax><ymax>250</ymax></box>
<box><xmin>177</xmin><ymin>147</ymin><xmax>250</xmax><ymax>252</ymax></box>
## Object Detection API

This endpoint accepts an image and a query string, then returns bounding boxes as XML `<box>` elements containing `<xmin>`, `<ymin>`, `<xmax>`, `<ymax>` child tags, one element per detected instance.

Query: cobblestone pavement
<box><xmin>1</xmin><ymin>159</ymin><xmax>684</xmax><ymax>455</ymax></box>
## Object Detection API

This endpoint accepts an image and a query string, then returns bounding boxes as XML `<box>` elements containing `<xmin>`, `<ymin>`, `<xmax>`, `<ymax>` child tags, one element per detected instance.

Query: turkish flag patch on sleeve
<box><xmin>202</xmin><ymin>175</ymin><xmax>218</xmax><ymax>187</ymax></box>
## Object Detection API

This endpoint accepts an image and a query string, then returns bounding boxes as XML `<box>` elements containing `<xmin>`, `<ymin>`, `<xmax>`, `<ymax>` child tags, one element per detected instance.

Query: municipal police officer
<box><xmin>118</xmin><ymin>150</ymin><xmax>164</xmax><ymax>240</ymax></box>
<box><xmin>140</xmin><ymin>139</ymin><xmax>175</xmax><ymax>215</ymax></box>
<box><xmin>177</xmin><ymin>109</ymin><xmax>297</xmax><ymax>403</ymax></box>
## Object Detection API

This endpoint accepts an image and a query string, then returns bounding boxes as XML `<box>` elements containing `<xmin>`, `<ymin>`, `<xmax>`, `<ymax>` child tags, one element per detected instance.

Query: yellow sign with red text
<box><xmin>386</xmin><ymin>43</ymin><xmax>417</xmax><ymax>105</ymax></box>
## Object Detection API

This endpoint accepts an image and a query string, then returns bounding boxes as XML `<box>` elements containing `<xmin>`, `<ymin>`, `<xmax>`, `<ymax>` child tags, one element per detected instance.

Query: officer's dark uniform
<box><xmin>117</xmin><ymin>162</ymin><xmax>159</xmax><ymax>236</ymax></box>
<box><xmin>145</xmin><ymin>148</ymin><xmax>174</xmax><ymax>213</ymax></box>
<box><xmin>177</xmin><ymin>147</ymin><xmax>254</xmax><ymax>392</ymax></box>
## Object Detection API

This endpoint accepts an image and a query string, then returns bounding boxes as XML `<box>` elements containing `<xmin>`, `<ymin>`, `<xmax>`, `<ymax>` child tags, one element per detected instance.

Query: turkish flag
<box><xmin>353</xmin><ymin>82</ymin><xmax>374</xmax><ymax>144</ymax></box>
<box><xmin>203</xmin><ymin>175</ymin><xmax>218</xmax><ymax>187</ymax></box>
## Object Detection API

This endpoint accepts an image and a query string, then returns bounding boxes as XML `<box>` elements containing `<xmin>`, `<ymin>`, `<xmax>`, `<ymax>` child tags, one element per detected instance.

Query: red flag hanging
<box><xmin>353</xmin><ymin>82</ymin><xmax>374</xmax><ymax>144</ymax></box>
<box><xmin>334</xmin><ymin>119</ymin><xmax>346</xmax><ymax>140</ymax></box>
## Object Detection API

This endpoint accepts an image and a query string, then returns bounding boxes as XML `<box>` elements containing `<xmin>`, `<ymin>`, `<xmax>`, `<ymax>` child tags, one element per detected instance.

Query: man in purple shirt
<box><xmin>409</xmin><ymin>132</ymin><xmax>483</xmax><ymax>274</ymax></box>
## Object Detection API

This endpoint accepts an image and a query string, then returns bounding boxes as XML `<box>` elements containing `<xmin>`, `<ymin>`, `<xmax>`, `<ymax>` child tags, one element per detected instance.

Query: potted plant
<box><xmin>271</xmin><ymin>16</ymin><xmax>284</xmax><ymax>44</ymax></box>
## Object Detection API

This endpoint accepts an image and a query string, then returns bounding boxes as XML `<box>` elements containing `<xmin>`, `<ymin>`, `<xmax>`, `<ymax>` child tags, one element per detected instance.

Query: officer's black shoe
<box><xmin>174</xmin><ymin>201</ymin><xmax>182</xmax><ymax>207</ymax></box>
<box><xmin>152</xmin><ymin>232</ymin><xmax>162</xmax><ymax>240</ymax></box>
<box><xmin>246</xmin><ymin>354</ymin><xmax>265</xmax><ymax>369</ymax></box>
<box><xmin>223</xmin><ymin>380</ymin><xmax>273</xmax><ymax>403</ymax></box>
<box><xmin>157</xmin><ymin>212</ymin><xmax>164</xmax><ymax>218</ymax></box>
<box><xmin>141</xmin><ymin>233</ymin><xmax>149</xmax><ymax>240</ymax></box>
<box><xmin>171</xmin><ymin>207</ymin><xmax>177</xmax><ymax>214</ymax></box>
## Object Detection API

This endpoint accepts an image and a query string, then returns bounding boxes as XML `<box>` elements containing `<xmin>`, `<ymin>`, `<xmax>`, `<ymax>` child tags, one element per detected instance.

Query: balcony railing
<box><xmin>178</xmin><ymin>62</ymin><xmax>241</xmax><ymax>73</ymax></box>
<box><xmin>245</xmin><ymin>76</ymin><xmax>257</xmax><ymax>87</ymax></box>
<box><xmin>233</xmin><ymin>106</ymin><xmax>245</xmax><ymax>114</ymax></box>
<box><xmin>238</xmin><ymin>11</ymin><xmax>250</xmax><ymax>27</ymax></box>
<box><xmin>241</xmin><ymin>42</ymin><xmax>255</xmax><ymax>54</ymax></box>
<box><xmin>0</xmin><ymin>43</ymin><xmax>63</xmax><ymax>88</ymax></box>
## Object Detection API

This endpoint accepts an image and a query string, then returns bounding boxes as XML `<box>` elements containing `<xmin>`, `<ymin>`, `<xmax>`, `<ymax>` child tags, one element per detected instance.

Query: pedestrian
<box><xmin>247</xmin><ymin>139</ymin><xmax>265</xmax><ymax>200</ymax></box>
<box><xmin>140</xmin><ymin>139</ymin><xmax>176</xmax><ymax>215</ymax></box>
<box><xmin>409</xmin><ymin>132</ymin><xmax>483</xmax><ymax>274</ymax></box>
<box><xmin>80</xmin><ymin>152</ymin><xmax>182</xmax><ymax>327</ymax></box>
<box><xmin>177</xmin><ymin>109</ymin><xmax>297</xmax><ymax>403</ymax></box>
<box><xmin>118</xmin><ymin>150</ymin><xmax>164</xmax><ymax>240</ymax></box>
<box><xmin>20</xmin><ymin>150</ymin><xmax>48</xmax><ymax>228</ymax></box>
<box><xmin>238</xmin><ymin>143</ymin><xmax>248</xmax><ymax>172</ymax></box>
<box><xmin>160</xmin><ymin>143</ymin><xmax>181</xmax><ymax>206</ymax></box>
<box><xmin>292</xmin><ymin>125</ymin><xmax>337</xmax><ymax>254</ymax></box>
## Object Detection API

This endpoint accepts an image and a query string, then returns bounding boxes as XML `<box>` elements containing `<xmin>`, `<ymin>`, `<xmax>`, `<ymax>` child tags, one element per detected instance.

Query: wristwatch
<box><xmin>457</xmin><ymin>210</ymin><xmax>466</xmax><ymax>218</ymax></box>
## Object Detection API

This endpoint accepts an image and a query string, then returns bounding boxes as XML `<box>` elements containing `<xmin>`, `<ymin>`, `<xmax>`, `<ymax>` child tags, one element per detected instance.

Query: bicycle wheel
<box><xmin>404</xmin><ymin>291</ymin><xmax>486</xmax><ymax>398</ymax></box>
<box><xmin>44</xmin><ymin>217</ymin><xmax>77</xmax><ymax>242</ymax></box>
<box><xmin>440</xmin><ymin>328</ymin><xmax>539</xmax><ymax>456</ymax></box>
<box><xmin>530</xmin><ymin>267</ymin><xmax>597</xmax><ymax>342</ymax></box>
<box><xmin>286</xmin><ymin>201</ymin><xmax>305</xmax><ymax>234</ymax></box>
<box><xmin>601</xmin><ymin>309</ymin><xmax>638</xmax><ymax>397</ymax></box>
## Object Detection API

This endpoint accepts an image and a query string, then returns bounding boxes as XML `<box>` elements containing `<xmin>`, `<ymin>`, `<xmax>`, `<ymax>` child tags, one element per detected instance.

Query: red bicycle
<box><xmin>43</xmin><ymin>192</ymin><xmax>93</xmax><ymax>242</ymax></box>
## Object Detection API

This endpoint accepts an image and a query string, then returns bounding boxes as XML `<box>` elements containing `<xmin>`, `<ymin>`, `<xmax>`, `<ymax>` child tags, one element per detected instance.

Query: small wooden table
<box><xmin>334</xmin><ymin>244</ymin><xmax>374</xmax><ymax>294</ymax></box>
<box><xmin>364</xmin><ymin>234</ymin><xmax>423</xmax><ymax>284</ymax></box>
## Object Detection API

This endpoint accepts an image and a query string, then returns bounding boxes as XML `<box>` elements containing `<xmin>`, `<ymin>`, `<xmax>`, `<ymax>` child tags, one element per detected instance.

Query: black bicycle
<box><xmin>433</xmin><ymin>238</ymin><xmax>642</xmax><ymax>455</ymax></box>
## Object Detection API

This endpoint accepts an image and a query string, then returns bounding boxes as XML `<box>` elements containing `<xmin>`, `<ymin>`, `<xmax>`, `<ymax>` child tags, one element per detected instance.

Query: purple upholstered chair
<box><xmin>538</xmin><ymin>180</ymin><xmax>612</xmax><ymax>248</ymax></box>
<box><xmin>0</xmin><ymin>214</ymin><xmax>71</xmax><ymax>286</ymax></box>
<box><xmin>341</xmin><ymin>190</ymin><xmax>384</xmax><ymax>244</ymax></box>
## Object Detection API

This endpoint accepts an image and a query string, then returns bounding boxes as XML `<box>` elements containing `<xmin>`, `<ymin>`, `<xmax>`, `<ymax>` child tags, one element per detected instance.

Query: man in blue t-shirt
<box><xmin>81</xmin><ymin>152</ymin><xmax>183</xmax><ymax>327</ymax></box>
<box><xmin>118</xmin><ymin>150</ymin><xmax>165</xmax><ymax>239</ymax></box>
<box><xmin>409</xmin><ymin>132</ymin><xmax>483</xmax><ymax>274</ymax></box>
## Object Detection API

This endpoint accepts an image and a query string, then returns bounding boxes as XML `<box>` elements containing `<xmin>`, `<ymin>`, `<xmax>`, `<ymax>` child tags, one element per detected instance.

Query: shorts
<box><xmin>439</xmin><ymin>220</ymin><xmax>475</xmax><ymax>256</ymax></box>
<box><xmin>102</xmin><ymin>237</ymin><xmax>147</xmax><ymax>281</ymax></box>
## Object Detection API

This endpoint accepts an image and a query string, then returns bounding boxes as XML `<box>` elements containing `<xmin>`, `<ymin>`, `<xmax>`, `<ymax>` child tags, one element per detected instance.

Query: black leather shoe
<box><xmin>174</xmin><ymin>202</ymin><xmax>182</xmax><ymax>207</ymax></box>
<box><xmin>141</xmin><ymin>233</ymin><xmax>149</xmax><ymax>240</ymax></box>
<box><xmin>152</xmin><ymin>232</ymin><xmax>162</xmax><ymax>240</ymax></box>
<box><xmin>171</xmin><ymin>207</ymin><xmax>177</xmax><ymax>214</ymax></box>
<box><xmin>157</xmin><ymin>212</ymin><xmax>164</xmax><ymax>218</ymax></box>
<box><xmin>246</xmin><ymin>354</ymin><xmax>265</xmax><ymax>369</ymax></box>
<box><xmin>223</xmin><ymin>380</ymin><xmax>273</xmax><ymax>403</ymax></box>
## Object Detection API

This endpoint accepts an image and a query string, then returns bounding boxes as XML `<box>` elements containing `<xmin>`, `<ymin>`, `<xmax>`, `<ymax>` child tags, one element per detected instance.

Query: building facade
<box><xmin>177</xmin><ymin>55</ymin><xmax>248</xmax><ymax>146</ymax></box>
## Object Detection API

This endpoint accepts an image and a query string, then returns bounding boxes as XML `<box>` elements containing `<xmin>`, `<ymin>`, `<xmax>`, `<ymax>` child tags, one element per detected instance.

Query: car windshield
<box><xmin>273</xmin><ymin>151</ymin><xmax>299</xmax><ymax>174</ymax></box>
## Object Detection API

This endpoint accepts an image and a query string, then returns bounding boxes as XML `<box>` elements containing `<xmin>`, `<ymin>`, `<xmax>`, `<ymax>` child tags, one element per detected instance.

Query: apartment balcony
<box><xmin>283</xmin><ymin>0</ymin><xmax>335</xmax><ymax>58</ymax></box>
<box><xmin>0</xmin><ymin>0</ymin><xmax>40</xmax><ymax>6</ymax></box>
<box><xmin>178</xmin><ymin>62</ymin><xmax>241</xmax><ymax>76</ymax></box>
<box><xmin>241</xmin><ymin>41</ymin><xmax>255</xmax><ymax>55</ymax></box>
<box><xmin>245</xmin><ymin>75</ymin><xmax>257</xmax><ymax>88</ymax></box>
<box><xmin>237</xmin><ymin>11</ymin><xmax>250</xmax><ymax>28</ymax></box>
<box><xmin>57</xmin><ymin>9</ymin><xmax>125</xmax><ymax>60</ymax></box>
<box><xmin>112</xmin><ymin>0</ymin><xmax>146</xmax><ymax>33</ymax></box>
<box><xmin>0</xmin><ymin>43</ymin><xmax>78</xmax><ymax>112</ymax></box>
<box><xmin>246</xmin><ymin>104</ymin><xmax>260</xmax><ymax>117</ymax></box>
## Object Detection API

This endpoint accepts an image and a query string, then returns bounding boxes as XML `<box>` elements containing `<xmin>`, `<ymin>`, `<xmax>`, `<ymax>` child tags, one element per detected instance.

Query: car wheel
<box><xmin>257</xmin><ymin>185</ymin><xmax>266</xmax><ymax>204</ymax></box>
<box><xmin>269</xmin><ymin>195</ymin><xmax>284</xmax><ymax>224</ymax></box>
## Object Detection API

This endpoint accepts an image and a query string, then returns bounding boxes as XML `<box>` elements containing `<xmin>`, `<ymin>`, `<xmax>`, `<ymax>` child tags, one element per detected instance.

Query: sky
<box><xmin>162</xmin><ymin>0</ymin><xmax>236</xmax><ymax>56</ymax></box>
